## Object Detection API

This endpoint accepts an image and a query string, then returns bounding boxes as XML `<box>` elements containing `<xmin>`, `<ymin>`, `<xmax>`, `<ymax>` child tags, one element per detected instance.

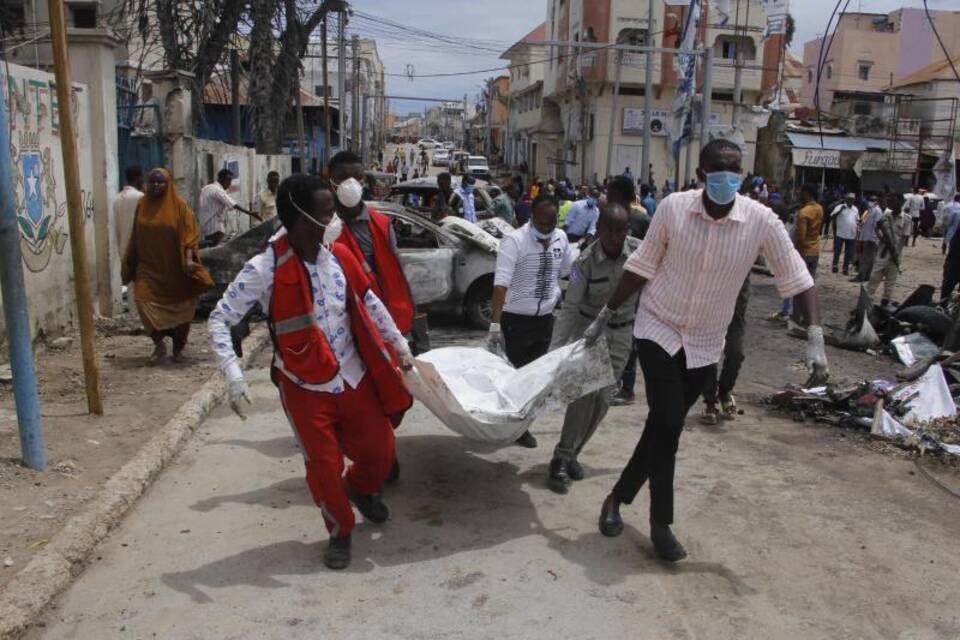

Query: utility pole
<box><xmin>463</xmin><ymin>93</ymin><xmax>468</xmax><ymax>150</ymax></box>
<box><xmin>321</xmin><ymin>16</ymin><xmax>331</xmax><ymax>166</ymax></box>
<box><xmin>605</xmin><ymin>50</ymin><xmax>623</xmax><ymax>180</ymax></box>
<box><xmin>295</xmin><ymin>74</ymin><xmax>307</xmax><ymax>171</ymax></box>
<box><xmin>700</xmin><ymin>47</ymin><xmax>714</xmax><ymax>150</ymax></box>
<box><xmin>230</xmin><ymin>49</ymin><xmax>241</xmax><ymax>145</ymax></box>
<box><xmin>579</xmin><ymin>77</ymin><xmax>588</xmax><ymax>184</ymax></box>
<box><xmin>641</xmin><ymin>0</ymin><xmax>654</xmax><ymax>186</ymax></box>
<box><xmin>351</xmin><ymin>35</ymin><xmax>360</xmax><ymax>153</ymax></box>
<box><xmin>485</xmin><ymin>79</ymin><xmax>493</xmax><ymax>159</ymax></box>
<box><xmin>0</xmin><ymin>74</ymin><xmax>45</xmax><ymax>470</ymax></box>
<box><xmin>337</xmin><ymin>7</ymin><xmax>347</xmax><ymax>152</ymax></box>
<box><xmin>47</xmin><ymin>0</ymin><xmax>103</xmax><ymax>415</ymax></box>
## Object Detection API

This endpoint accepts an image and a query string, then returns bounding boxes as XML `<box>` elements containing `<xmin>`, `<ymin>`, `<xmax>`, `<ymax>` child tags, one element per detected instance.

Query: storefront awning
<box><xmin>785</xmin><ymin>132</ymin><xmax>914</xmax><ymax>152</ymax></box>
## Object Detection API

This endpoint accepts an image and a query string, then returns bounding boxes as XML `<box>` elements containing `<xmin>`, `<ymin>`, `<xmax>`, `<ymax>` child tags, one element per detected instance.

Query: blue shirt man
<box><xmin>564</xmin><ymin>194</ymin><xmax>600</xmax><ymax>241</ymax></box>
<box><xmin>860</xmin><ymin>202</ymin><xmax>882</xmax><ymax>243</ymax></box>
<box><xmin>640</xmin><ymin>185</ymin><xmax>657</xmax><ymax>217</ymax></box>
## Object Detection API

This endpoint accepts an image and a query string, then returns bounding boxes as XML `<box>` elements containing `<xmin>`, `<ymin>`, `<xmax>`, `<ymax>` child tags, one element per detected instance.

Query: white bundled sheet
<box><xmin>403</xmin><ymin>338</ymin><xmax>616</xmax><ymax>444</ymax></box>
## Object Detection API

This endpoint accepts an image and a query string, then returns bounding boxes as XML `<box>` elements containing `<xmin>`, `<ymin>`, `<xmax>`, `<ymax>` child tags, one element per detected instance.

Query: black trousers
<box><xmin>613</xmin><ymin>340</ymin><xmax>710</xmax><ymax>525</ymax></box>
<box><xmin>501</xmin><ymin>311</ymin><xmax>554</xmax><ymax>368</ymax></box>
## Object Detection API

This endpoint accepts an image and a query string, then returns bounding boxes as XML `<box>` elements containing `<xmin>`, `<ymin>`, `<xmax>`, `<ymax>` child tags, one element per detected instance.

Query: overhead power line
<box><xmin>922</xmin><ymin>0</ymin><xmax>960</xmax><ymax>84</ymax></box>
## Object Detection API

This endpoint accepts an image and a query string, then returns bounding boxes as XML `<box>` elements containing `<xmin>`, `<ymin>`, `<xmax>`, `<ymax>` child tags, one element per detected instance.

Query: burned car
<box><xmin>198</xmin><ymin>202</ymin><xmax>499</xmax><ymax>330</ymax></box>
<box><xmin>387</xmin><ymin>176</ymin><xmax>494</xmax><ymax>218</ymax></box>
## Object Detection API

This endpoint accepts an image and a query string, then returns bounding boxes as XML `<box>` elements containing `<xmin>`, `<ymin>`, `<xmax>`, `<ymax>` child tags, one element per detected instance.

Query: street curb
<box><xmin>0</xmin><ymin>326</ymin><xmax>272</xmax><ymax>639</ymax></box>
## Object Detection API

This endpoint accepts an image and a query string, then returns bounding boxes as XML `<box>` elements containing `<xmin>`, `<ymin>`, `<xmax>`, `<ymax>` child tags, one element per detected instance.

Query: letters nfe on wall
<box><xmin>3</xmin><ymin>62</ymin><xmax>95</xmax><ymax>274</ymax></box>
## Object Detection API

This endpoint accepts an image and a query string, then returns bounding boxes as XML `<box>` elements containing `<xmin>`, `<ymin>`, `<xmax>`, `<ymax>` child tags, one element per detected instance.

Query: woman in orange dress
<box><xmin>122</xmin><ymin>168</ymin><xmax>212</xmax><ymax>363</ymax></box>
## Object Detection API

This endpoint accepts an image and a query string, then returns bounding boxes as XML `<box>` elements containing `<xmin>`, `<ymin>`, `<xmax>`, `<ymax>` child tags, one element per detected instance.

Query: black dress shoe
<box><xmin>567</xmin><ymin>459</ymin><xmax>584</xmax><ymax>481</ymax></box>
<box><xmin>547</xmin><ymin>458</ymin><xmax>569</xmax><ymax>494</ymax></box>
<box><xmin>598</xmin><ymin>494</ymin><xmax>623</xmax><ymax>537</ymax></box>
<box><xmin>324</xmin><ymin>534</ymin><xmax>351</xmax><ymax>570</ymax></box>
<box><xmin>385</xmin><ymin>458</ymin><xmax>400</xmax><ymax>485</ymax></box>
<box><xmin>515</xmin><ymin>431</ymin><xmax>538</xmax><ymax>448</ymax></box>
<box><xmin>348</xmin><ymin>489</ymin><xmax>390</xmax><ymax>523</ymax></box>
<box><xmin>650</xmin><ymin>522</ymin><xmax>687</xmax><ymax>562</ymax></box>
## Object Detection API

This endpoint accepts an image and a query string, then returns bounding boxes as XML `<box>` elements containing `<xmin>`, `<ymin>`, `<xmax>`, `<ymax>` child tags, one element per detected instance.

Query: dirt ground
<box><xmin>0</xmin><ymin>313</ymin><xmax>219</xmax><ymax>585</ymax></box>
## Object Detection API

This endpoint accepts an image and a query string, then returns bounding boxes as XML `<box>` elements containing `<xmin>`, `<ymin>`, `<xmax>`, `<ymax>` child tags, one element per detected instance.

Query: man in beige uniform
<box><xmin>546</xmin><ymin>203</ymin><xmax>639</xmax><ymax>493</ymax></box>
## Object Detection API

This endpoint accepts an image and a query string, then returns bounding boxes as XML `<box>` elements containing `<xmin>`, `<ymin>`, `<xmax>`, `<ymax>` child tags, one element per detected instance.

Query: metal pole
<box><xmin>700</xmin><ymin>47</ymin><xmax>714</xmax><ymax>149</ymax></box>
<box><xmin>351</xmin><ymin>35</ymin><xmax>359</xmax><ymax>152</ymax></box>
<box><xmin>0</xmin><ymin>75</ymin><xmax>46</xmax><ymax>470</ymax></box>
<box><xmin>337</xmin><ymin>9</ymin><xmax>346</xmax><ymax>150</ymax></box>
<box><xmin>230</xmin><ymin>49</ymin><xmax>241</xmax><ymax>145</ymax></box>
<box><xmin>295</xmin><ymin>76</ymin><xmax>307</xmax><ymax>171</ymax></box>
<box><xmin>485</xmin><ymin>79</ymin><xmax>492</xmax><ymax>158</ymax></box>
<box><xmin>605</xmin><ymin>50</ymin><xmax>623</xmax><ymax>180</ymax></box>
<box><xmin>361</xmin><ymin>95</ymin><xmax>368</xmax><ymax>166</ymax></box>
<box><xmin>641</xmin><ymin>0</ymin><xmax>654</xmax><ymax>186</ymax></box>
<box><xmin>321</xmin><ymin>17</ymin><xmax>331</xmax><ymax>167</ymax></box>
<box><xmin>47</xmin><ymin>0</ymin><xmax>103</xmax><ymax>415</ymax></box>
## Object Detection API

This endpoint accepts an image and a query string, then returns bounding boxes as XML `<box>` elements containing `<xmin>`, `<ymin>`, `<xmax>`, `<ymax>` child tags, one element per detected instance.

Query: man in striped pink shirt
<box><xmin>584</xmin><ymin>139</ymin><xmax>829</xmax><ymax>562</ymax></box>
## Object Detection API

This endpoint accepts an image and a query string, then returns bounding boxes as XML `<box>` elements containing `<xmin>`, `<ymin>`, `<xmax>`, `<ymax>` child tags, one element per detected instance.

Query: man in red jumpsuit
<box><xmin>208</xmin><ymin>174</ymin><xmax>414</xmax><ymax>570</ymax></box>
<box><xmin>329</xmin><ymin>150</ymin><xmax>416</xmax><ymax>481</ymax></box>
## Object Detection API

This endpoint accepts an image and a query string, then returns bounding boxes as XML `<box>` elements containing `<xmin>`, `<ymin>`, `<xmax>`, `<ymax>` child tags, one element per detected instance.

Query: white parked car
<box><xmin>466</xmin><ymin>155</ymin><xmax>491</xmax><ymax>180</ymax></box>
<box><xmin>432</xmin><ymin>149</ymin><xmax>450</xmax><ymax>166</ymax></box>
<box><xmin>417</xmin><ymin>138</ymin><xmax>439</xmax><ymax>149</ymax></box>
<box><xmin>442</xmin><ymin>141</ymin><xmax>455</xmax><ymax>150</ymax></box>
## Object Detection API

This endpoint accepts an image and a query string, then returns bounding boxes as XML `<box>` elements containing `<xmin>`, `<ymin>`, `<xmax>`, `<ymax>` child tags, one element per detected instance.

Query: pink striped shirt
<box><xmin>624</xmin><ymin>189</ymin><xmax>813</xmax><ymax>368</ymax></box>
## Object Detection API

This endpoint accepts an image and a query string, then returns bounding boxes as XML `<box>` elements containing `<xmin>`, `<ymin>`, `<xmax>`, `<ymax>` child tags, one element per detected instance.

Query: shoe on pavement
<box><xmin>324</xmin><ymin>534</ymin><xmax>352</xmax><ymax>570</ymax></box>
<box><xmin>610</xmin><ymin>389</ymin><xmax>635</xmax><ymax>406</ymax></box>
<box><xmin>650</xmin><ymin>522</ymin><xmax>687</xmax><ymax>562</ymax></box>
<box><xmin>831</xmin><ymin>266</ymin><xmax>839</xmax><ymax>274</ymax></box>
<box><xmin>598</xmin><ymin>495</ymin><xmax>624</xmax><ymax>537</ymax></box>
<box><xmin>547</xmin><ymin>458</ymin><xmax>569</xmax><ymax>494</ymax></box>
<box><xmin>766</xmin><ymin>312</ymin><xmax>787</xmax><ymax>324</ymax></box>
<box><xmin>515</xmin><ymin>430</ymin><xmax>538</xmax><ymax>448</ymax></box>
<box><xmin>567</xmin><ymin>458</ymin><xmax>585</xmax><ymax>481</ymax></box>
<box><xmin>347</xmin><ymin>488</ymin><xmax>390</xmax><ymax>523</ymax></box>
<box><xmin>719</xmin><ymin>394</ymin><xmax>737</xmax><ymax>420</ymax></box>
<box><xmin>699</xmin><ymin>404</ymin><xmax>720</xmax><ymax>425</ymax></box>
<box><xmin>842</xmin><ymin>268</ymin><xmax>849</xmax><ymax>276</ymax></box>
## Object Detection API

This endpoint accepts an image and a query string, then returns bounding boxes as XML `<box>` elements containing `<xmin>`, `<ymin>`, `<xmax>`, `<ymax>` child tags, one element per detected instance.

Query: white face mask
<box><xmin>288</xmin><ymin>193</ymin><xmax>343</xmax><ymax>247</ymax></box>
<box><xmin>334</xmin><ymin>177</ymin><xmax>364</xmax><ymax>209</ymax></box>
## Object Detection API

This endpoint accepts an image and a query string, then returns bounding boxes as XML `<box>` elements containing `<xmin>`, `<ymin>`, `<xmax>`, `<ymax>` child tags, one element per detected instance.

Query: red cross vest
<box><xmin>269</xmin><ymin>233</ymin><xmax>412</xmax><ymax>416</ymax></box>
<box><xmin>335</xmin><ymin>207</ymin><xmax>416</xmax><ymax>334</ymax></box>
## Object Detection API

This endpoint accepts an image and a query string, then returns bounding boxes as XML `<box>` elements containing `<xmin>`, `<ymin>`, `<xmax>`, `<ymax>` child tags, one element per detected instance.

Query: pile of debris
<box><xmin>769</xmin><ymin>352</ymin><xmax>960</xmax><ymax>458</ymax></box>
<box><xmin>800</xmin><ymin>284</ymin><xmax>957</xmax><ymax>362</ymax></box>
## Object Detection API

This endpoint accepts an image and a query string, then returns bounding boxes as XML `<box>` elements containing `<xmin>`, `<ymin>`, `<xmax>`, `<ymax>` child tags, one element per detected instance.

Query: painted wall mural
<box><xmin>1</xmin><ymin>62</ymin><xmax>97</xmax><ymax>337</ymax></box>
<box><xmin>3</xmin><ymin>64</ymin><xmax>92</xmax><ymax>273</ymax></box>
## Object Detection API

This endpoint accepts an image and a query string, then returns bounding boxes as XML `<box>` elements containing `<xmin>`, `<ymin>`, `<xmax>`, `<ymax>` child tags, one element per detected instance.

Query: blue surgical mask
<box><xmin>532</xmin><ymin>227</ymin><xmax>553</xmax><ymax>241</ymax></box>
<box><xmin>704</xmin><ymin>171</ymin><xmax>742</xmax><ymax>206</ymax></box>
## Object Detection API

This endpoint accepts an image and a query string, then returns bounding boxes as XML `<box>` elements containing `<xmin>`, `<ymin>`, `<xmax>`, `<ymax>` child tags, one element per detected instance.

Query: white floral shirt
<box><xmin>208</xmin><ymin>234</ymin><xmax>407</xmax><ymax>394</ymax></box>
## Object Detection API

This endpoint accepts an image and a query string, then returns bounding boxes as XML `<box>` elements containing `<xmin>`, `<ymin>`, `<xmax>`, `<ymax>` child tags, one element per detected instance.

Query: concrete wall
<box><xmin>1</xmin><ymin>62</ymin><xmax>97</xmax><ymax>338</ymax></box>
<box><xmin>190</xmin><ymin>139</ymin><xmax>291</xmax><ymax>237</ymax></box>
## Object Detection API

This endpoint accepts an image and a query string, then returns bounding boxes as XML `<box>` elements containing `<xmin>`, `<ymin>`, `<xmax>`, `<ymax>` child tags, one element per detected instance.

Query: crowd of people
<box><xmin>109</xmin><ymin>140</ymin><xmax>960</xmax><ymax>573</ymax></box>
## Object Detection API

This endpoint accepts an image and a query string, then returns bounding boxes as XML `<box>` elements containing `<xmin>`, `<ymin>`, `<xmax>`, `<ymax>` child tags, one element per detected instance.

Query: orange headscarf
<box><xmin>122</xmin><ymin>168</ymin><xmax>212</xmax><ymax>304</ymax></box>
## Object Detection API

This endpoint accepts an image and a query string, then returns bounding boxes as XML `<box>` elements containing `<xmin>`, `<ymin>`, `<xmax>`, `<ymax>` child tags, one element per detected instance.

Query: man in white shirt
<box><xmin>112</xmin><ymin>165</ymin><xmax>143</xmax><ymax>253</ymax></box>
<box><xmin>903</xmin><ymin>186</ymin><xmax>925</xmax><ymax>247</ymax></box>
<box><xmin>198</xmin><ymin>169</ymin><xmax>260</xmax><ymax>247</ymax></box>
<box><xmin>830</xmin><ymin>193</ymin><xmax>859</xmax><ymax>275</ymax></box>
<box><xmin>257</xmin><ymin>171</ymin><xmax>280</xmax><ymax>219</ymax></box>
<box><xmin>487</xmin><ymin>192</ymin><xmax>576</xmax><ymax>448</ymax></box>
<box><xmin>208</xmin><ymin>175</ymin><xmax>413</xmax><ymax>570</ymax></box>
<box><xmin>584</xmin><ymin>139</ymin><xmax>828</xmax><ymax>562</ymax></box>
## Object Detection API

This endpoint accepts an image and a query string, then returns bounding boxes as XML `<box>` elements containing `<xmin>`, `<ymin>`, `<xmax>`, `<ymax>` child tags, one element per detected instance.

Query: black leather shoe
<box><xmin>598</xmin><ymin>494</ymin><xmax>623</xmax><ymax>537</ymax></box>
<box><xmin>324</xmin><ymin>534</ymin><xmax>351</xmax><ymax>570</ymax></box>
<box><xmin>567</xmin><ymin>459</ymin><xmax>584</xmax><ymax>481</ymax></box>
<box><xmin>348</xmin><ymin>489</ymin><xmax>390</xmax><ymax>523</ymax></box>
<box><xmin>650</xmin><ymin>521</ymin><xmax>687</xmax><ymax>562</ymax></box>
<box><xmin>385</xmin><ymin>458</ymin><xmax>400</xmax><ymax>485</ymax></box>
<box><xmin>547</xmin><ymin>458</ymin><xmax>569</xmax><ymax>494</ymax></box>
<box><xmin>515</xmin><ymin>431</ymin><xmax>538</xmax><ymax>448</ymax></box>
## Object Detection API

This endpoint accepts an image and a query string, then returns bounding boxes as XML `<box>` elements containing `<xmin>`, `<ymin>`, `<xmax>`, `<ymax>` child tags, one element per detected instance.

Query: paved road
<box><xmin>29</xmin><ymin>324</ymin><xmax>960</xmax><ymax>639</ymax></box>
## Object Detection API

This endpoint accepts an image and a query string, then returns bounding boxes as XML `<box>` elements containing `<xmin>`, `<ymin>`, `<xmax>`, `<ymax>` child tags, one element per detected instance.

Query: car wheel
<box><xmin>464</xmin><ymin>279</ymin><xmax>494</xmax><ymax>330</ymax></box>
